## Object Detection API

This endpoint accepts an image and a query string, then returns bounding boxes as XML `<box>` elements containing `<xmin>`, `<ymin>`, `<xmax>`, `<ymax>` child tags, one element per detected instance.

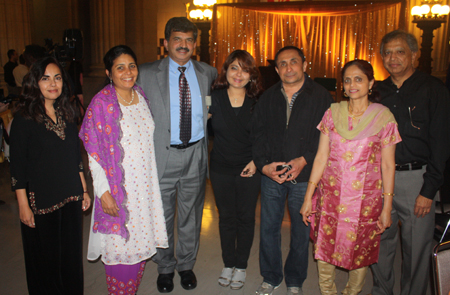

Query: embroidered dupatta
<box><xmin>79</xmin><ymin>83</ymin><xmax>150</xmax><ymax>241</ymax></box>
<box><xmin>331</xmin><ymin>101</ymin><xmax>396</xmax><ymax>140</ymax></box>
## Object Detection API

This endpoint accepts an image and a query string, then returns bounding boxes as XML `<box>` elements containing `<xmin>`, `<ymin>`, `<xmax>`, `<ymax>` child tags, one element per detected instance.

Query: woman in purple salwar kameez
<box><xmin>300</xmin><ymin>60</ymin><xmax>401</xmax><ymax>295</ymax></box>
<box><xmin>79</xmin><ymin>46</ymin><xmax>168</xmax><ymax>295</ymax></box>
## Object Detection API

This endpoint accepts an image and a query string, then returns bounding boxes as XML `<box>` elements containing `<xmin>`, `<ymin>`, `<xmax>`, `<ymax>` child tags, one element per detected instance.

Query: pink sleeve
<box><xmin>317</xmin><ymin>108</ymin><xmax>332</xmax><ymax>136</ymax></box>
<box><xmin>379</xmin><ymin>121</ymin><xmax>402</xmax><ymax>148</ymax></box>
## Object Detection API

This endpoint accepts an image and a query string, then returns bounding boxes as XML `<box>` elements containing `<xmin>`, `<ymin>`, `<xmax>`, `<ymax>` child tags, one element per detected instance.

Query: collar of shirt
<box><xmin>169</xmin><ymin>57</ymin><xmax>192</xmax><ymax>75</ymax></box>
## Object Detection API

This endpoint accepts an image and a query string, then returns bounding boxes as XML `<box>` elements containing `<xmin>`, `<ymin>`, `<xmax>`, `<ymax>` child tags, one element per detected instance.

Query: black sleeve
<box><xmin>420</xmin><ymin>83</ymin><xmax>450</xmax><ymax>199</ymax></box>
<box><xmin>9</xmin><ymin>115</ymin><xmax>30</xmax><ymax>191</ymax></box>
<box><xmin>251</xmin><ymin>96</ymin><xmax>269</xmax><ymax>172</ymax></box>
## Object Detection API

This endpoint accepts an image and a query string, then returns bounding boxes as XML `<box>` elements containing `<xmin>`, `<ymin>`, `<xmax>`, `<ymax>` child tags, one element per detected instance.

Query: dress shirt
<box><xmin>379</xmin><ymin>69</ymin><xmax>450</xmax><ymax>199</ymax></box>
<box><xmin>168</xmin><ymin>57</ymin><xmax>203</xmax><ymax>145</ymax></box>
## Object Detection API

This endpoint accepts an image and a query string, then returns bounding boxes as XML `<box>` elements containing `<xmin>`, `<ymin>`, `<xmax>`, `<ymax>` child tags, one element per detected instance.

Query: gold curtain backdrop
<box><xmin>211</xmin><ymin>1</ymin><xmax>402</xmax><ymax>93</ymax></box>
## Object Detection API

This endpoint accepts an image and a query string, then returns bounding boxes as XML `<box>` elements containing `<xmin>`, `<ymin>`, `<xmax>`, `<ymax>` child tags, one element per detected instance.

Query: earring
<box><xmin>368</xmin><ymin>89</ymin><xmax>372</xmax><ymax>95</ymax></box>
<box><xmin>110</xmin><ymin>78</ymin><xmax>113</xmax><ymax>84</ymax></box>
<box><xmin>343</xmin><ymin>92</ymin><xmax>349</xmax><ymax>98</ymax></box>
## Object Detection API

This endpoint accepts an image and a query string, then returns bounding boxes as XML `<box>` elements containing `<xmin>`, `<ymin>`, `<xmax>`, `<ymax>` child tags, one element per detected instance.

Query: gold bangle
<box><xmin>382</xmin><ymin>192</ymin><xmax>395</xmax><ymax>196</ymax></box>
<box><xmin>308</xmin><ymin>181</ymin><xmax>318</xmax><ymax>188</ymax></box>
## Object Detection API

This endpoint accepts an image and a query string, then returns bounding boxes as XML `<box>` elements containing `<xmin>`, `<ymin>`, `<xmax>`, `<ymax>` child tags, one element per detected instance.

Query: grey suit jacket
<box><xmin>137</xmin><ymin>57</ymin><xmax>217</xmax><ymax>180</ymax></box>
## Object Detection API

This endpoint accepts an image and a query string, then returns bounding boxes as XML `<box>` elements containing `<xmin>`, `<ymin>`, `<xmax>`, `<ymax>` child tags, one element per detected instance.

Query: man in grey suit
<box><xmin>137</xmin><ymin>17</ymin><xmax>217</xmax><ymax>293</ymax></box>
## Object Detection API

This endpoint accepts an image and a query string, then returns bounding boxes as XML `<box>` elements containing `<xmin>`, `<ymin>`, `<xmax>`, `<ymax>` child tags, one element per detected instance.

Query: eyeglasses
<box><xmin>408</xmin><ymin>106</ymin><xmax>420</xmax><ymax>130</ymax></box>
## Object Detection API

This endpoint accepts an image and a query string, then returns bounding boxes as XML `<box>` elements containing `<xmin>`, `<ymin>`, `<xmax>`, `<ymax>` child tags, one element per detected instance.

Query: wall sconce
<box><xmin>411</xmin><ymin>0</ymin><xmax>449</xmax><ymax>73</ymax></box>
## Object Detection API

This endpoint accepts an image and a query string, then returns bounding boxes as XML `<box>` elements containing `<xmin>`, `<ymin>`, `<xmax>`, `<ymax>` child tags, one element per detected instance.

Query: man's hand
<box><xmin>414</xmin><ymin>194</ymin><xmax>433</xmax><ymax>218</ymax></box>
<box><xmin>285</xmin><ymin>157</ymin><xmax>307</xmax><ymax>182</ymax></box>
<box><xmin>262</xmin><ymin>162</ymin><xmax>288</xmax><ymax>184</ymax></box>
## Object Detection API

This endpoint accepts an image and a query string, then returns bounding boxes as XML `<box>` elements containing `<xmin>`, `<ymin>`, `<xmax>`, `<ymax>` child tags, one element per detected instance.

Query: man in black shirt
<box><xmin>371</xmin><ymin>30</ymin><xmax>450</xmax><ymax>295</ymax></box>
<box><xmin>252</xmin><ymin>46</ymin><xmax>333</xmax><ymax>295</ymax></box>
<box><xmin>3</xmin><ymin>49</ymin><xmax>18</xmax><ymax>87</ymax></box>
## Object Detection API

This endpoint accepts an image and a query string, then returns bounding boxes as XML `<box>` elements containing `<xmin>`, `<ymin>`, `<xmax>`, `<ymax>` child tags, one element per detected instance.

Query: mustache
<box><xmin>176</xmin><ymin>47</ymin><xmax>190</xmax><ymax>52</ymax></box>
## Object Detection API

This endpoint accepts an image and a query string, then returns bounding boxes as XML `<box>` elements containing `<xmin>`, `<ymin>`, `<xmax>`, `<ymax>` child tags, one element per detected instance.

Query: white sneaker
<box><xmin>230</xmin><ymin>268</ymin><xmax>246</xmax><ymax>290</ymax></box>
<box><xmin>218</xmin><ymin>267</ymin><xmax>234</xmax><ymax>287</ymax></box>
<box><xmin>256</xmin><ymin>281</ymin><xmax>280</xmax><ymax>295</ymax></box>
<box><xmin>287</xmin><ymin>287</ymin><xmax>303</xmax><ymax>295</ymax></box>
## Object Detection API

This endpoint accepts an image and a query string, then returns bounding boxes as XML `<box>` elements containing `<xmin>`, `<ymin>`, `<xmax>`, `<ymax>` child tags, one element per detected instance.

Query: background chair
<box><xmin>433</xmin><ymin>240</ymin><xmax>450</xmax><ymax>295</ymax></box>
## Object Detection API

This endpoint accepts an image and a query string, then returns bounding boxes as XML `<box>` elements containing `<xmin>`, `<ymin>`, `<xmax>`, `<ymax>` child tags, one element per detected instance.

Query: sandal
<box><xmin>218</xmin><ymin>267</ymin><xmax>234</xmax><ymax>287</ymax></box>
<box><xmin>230</xmin><ymin>268</ymin><xmax>246</xmax><ymax>290</ymax></box>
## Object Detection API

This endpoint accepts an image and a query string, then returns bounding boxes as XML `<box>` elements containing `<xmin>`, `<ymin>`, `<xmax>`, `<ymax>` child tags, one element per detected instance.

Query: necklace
<box><xmin>116</xmin><ymin>89</ymin><xmax>135</xmax><ymax>105</ymax></box>
<box><xmin>348</xmin><ymin>103</ymin><xmax>369</xmax><ymax>119</ymax></box>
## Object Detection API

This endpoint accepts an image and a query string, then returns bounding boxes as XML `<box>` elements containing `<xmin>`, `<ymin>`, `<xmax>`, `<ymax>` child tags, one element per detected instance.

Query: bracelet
<box><xmin>83</xmin><ymin>190</ymin><xmax>88</xmax><ymax>194</ymax></box>
<box><xmin>308</xmin><ymin>181</ymin><xmax>318</xmax><ymax>188</ymax></box>
<box><xmin>382</xmin><ymin>192</ymin><xmax>395</xmax><ymax>196</ymax></box>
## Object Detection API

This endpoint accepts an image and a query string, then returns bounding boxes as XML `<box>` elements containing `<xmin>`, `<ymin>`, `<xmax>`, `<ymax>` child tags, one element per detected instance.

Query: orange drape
<box><xmin>211</xmin><ymin>1</ymin><xmax>403</xmax><ymax>93</ymax></box>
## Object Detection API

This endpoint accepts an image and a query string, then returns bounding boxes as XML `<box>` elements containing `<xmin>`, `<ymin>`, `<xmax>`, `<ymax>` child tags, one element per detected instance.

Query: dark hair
<box><xmin>19</xmin><ymin>54</ymin><xmax>25</xmax><ymax>65</ymax></box>
<box><xmin>7</xmin><ymin>49</ymin><xmax>16</xmax><ymax>59</ymax></box>
<box><xmin>380</xmin><ymin>30</ymin><xmax>418</xmax><ymax>55</ymax></box>
<box><xmin>341</xmin><ymin>60</ymin><xmax>380</xmax><ymax>103</ymax></box>
<box><xmin>102</xmin><ymin>45</ymin><xmax>137</xmax><ymax>87</ymax></box>
<box><xmin>274</xmin><ymin>46</ymin><xmax>306</xmax><ymax>67</ymax></box>
<box><xmin>164</xmin><ymin>17</ymin><xmax>198</xmax><ymax>41</ymax></box>
<box><xmin>23</xmin><ymin>45</ymin><xmax>46</xmax><ymax>67</ymax></box>
<box><xmin>17</xmin><ymin>57</ymin><xmax>75</xmax><ymax>123</ymax></box>
<box><xmin>212</xmin><ymin>50</ymin><xmax>263</xmax><ymax>99</ymax></box>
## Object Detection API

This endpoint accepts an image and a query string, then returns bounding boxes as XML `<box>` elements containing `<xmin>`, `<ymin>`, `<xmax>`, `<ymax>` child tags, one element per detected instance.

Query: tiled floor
<box><xmin>0</xmin><ymin>77</ymin><xmax>432</xmax><ymax>294</ymax></box>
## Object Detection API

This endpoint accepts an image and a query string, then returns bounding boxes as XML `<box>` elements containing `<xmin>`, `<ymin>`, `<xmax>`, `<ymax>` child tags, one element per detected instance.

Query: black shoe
<box><xmin>157</xmin><ymin>273</ymin><xmax>175</xmax><ymax>293</ymax></box>
<box><xmin>179</xmin><ymin>270</ymin><xmax>197</xmax><ymax>290</ymax></box>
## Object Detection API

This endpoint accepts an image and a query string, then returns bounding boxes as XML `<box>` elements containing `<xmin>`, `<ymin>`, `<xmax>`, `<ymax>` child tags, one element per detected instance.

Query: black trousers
<box><xmin>21</xmin><ymin>200</ymin><xmax>84</xmax><ymax>295</ymax></box>
<box><xmin>210</xmin><ymin>169</ymin><xmax>261</xmax><ymax>269</ymax></box>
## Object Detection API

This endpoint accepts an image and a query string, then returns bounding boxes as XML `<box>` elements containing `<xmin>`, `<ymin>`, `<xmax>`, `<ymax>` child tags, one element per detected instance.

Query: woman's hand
<box><xmin>376</xmin><ymin>208</ymin><xmax>392</xmax><ymax>235</ymax></box>
<box><xmin>300</xmin><ymin>199</ymin><xmax>315</xmax><ymax>226</ymax></box>
<box><xmin>19</xmin><ymin>205</ymin><xmax>35</xmax><ymax>228</ymax></box>
<box><xmin>101</xmin><ymin>191</ymin><xmax>120</xmax><ymax>217</ymax></box>
<box><xmin>82</xmin><ymin>193</ymin><xmax>91</xmax><ymax>211</ymax></box>
<box><xmin>240</xmin><ymin>160</ymin><xmax>257</xmax><ymax>177</ymax></box>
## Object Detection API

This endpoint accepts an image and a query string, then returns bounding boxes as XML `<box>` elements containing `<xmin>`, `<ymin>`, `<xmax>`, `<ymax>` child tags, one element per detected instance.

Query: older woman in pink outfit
<box><xmin>300</xmin><ymin>60</ymin><xmax>401</xmax><ymax>295</ymax></box>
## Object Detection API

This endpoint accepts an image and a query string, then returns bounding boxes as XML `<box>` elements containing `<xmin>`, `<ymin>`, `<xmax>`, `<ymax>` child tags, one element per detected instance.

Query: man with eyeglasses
<box><xmin>371</xmin><ymin>30</ymin><xmax>450</xmax><ymax>295</ymax></box>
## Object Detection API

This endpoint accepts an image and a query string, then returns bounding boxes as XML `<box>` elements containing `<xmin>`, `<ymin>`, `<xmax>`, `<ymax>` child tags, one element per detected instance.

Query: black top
<box><xmin>251</xmin><ymin>76</ymin><xmax>333</xmax><ymax>182</ymax></box>
<box><xmin>210</xmin><ymin>88</ymin><xmax>256</xmax><ymax>175</ymax></box>
<box><xmin>10</xmin><ymin>111</ymin><xmax>84</xmax><ymax>214</ymax></box>
<box><xmin>3</xmin><ymin>61</ymin><xmax>17</xmax><ymax>87</ymax></box>
<box><xmin>379</xmin><ymin>70</ymin><xmax>450</xmax><ymax>199</ymax></box>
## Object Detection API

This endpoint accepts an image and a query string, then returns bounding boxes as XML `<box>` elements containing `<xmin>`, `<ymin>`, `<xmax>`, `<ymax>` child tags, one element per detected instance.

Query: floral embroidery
<box><xmin>43</xmin><ymin>110</ymin><xmax>66</xmax><ymax>140</ymax></box>
<box><xmin>11</xmin><ymin>177</ymin><xmax>17</xmax><ymax>187</ymax></box>
<box><xmin>329</xmin><ymin>176</ymin><xmax>336</xmax><ymax>186</ymax></box>
<box><xmin>28</xmin><ymin>192</ymin><xmax>83</xmax><ymax>215</ymax></box>
<box><xmin>106</xmin><ymin>262</ymin><xmax>145</xmax><ymax>295</ymax></box>
<box><xmin>346</xmin><ymin>231</ymin><xmax>357</xmax><ymax>242</ymax></box>
<box><xmin>341</xmin><ymin>151</ymin><xmax>354</xmax><ymax>162</ymax></box>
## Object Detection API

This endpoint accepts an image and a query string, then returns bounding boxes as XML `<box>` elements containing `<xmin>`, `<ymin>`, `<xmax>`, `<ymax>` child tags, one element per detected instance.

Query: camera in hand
<box><xmin>276</xmin><ymin>164</ymin><xmax>292</xmax><ymax>177</ymax></box>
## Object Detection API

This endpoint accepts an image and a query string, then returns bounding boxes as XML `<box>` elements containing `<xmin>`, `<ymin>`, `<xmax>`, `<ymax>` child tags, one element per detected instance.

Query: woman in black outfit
<box><xmin>10</xmin><ymin>57</ymin><xmax>91</xmax><ymax>294</ymax></box>
<box><xmin>209</xmin><ymin>50</ymin><xmax>263</xmax><ymax>290</ymax></box>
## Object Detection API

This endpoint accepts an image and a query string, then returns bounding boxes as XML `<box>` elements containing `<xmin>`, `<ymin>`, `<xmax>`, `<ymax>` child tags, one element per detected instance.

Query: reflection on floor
<box><xmin>0</xmin><ymin>77</ymin><xmax>430</xmax><ymax>295</ymax></box>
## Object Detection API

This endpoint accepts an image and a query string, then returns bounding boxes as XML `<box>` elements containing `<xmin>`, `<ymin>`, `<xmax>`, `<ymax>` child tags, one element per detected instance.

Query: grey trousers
<box><xmin>371</xmin><ymin>166</ymin><xmax>435</xmax><ymax>295</ymax></box>
<box><xmin>153</xmin><ymin>141</ymin><xmax>207</xmax><ymax>274</ymax></box>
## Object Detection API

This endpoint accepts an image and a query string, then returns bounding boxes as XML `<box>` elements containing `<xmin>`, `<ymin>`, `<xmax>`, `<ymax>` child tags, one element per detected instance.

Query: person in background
<box><xmin>80</xmin><ymin>45</ymin><xmax>168</xmax><ymax>295</ymax></box>
<box><xmin>3</xmin><ymin>49</ymin><xmax>18</xmax><ymax>87</ymax></box>
<box><xmin>137</xmin><ymin>17</ymin><xmax>217</xmax><ymax>293</ymax></box>
<box><xmin>371</xmin><ymin>29</ymin><xmax>450</xmax><ymax>295</ymax></box>
<box><xmin>13</xmin><ymin>54</ymin><xmax>29</xmax><ymax>87</ymax></box>
<box><xmin>209</xmin><ymin>50</ymin><xmax>263</xmax><ymax>290</ymax></box>
<box><xmin>300</xmin><ymin>60</ymin><xmax>400</xmax><ymax>295</ymax></box>
<box><xmin>9</xmin><ymin>56</ymin><xmax>91</xmax><ymax>294</ymax></box>
<box><xmin>251</xmin><ymin>45</ymin><xmax>333</xmax><ymax>295</ymax></box>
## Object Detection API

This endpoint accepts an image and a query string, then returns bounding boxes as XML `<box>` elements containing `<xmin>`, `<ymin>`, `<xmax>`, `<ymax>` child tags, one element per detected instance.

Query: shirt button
<box><xmin>166</xmin><ymin>146</ymin><xmax>169</xmax><ymax>150</ymax></box>
<box><xmin>396</xmin><ymin>90</ymin><xmax>399</xmax><ymax>93</ymax></box>
<box><xmin>168</xmin><ymin>129</ymin><xmax>170</xmax><ymax>133</ymax></box>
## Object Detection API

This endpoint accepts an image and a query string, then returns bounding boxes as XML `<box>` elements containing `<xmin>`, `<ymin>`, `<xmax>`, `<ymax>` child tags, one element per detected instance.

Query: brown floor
<box><xmin>0</xmin><ymin>77</ymin><xmax>431</xmax><ymax>295</ymax></box>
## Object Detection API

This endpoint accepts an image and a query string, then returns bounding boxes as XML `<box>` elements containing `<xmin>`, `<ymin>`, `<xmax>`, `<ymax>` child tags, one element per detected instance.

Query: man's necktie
<box><xmin>178</xmin><ymin>66</ymin><xmax>191</xmax><ymax>145</ymax></box>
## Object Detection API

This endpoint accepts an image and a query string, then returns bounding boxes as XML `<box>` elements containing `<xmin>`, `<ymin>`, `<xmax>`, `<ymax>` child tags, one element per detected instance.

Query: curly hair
<box><xmin>212</xmin><ymin>50</ymin><xmax>264</xmax><ymax>99</ymax></box>
<box><xmin>17</xmin><ymin>57</ymin><xmax>76</xmax><ymax>123</ymax></box>
<box><xmin>341</xmin><ymin>59</ymin><xmax>380</xmax><ymax>103</ymax></box>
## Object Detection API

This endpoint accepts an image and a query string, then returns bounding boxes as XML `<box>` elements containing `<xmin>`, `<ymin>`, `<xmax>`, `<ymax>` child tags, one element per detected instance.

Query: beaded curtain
<box><xmin>211</xmin><ymin>2</ymin><xmax>402</xmax><ymax>94</ymax></box>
